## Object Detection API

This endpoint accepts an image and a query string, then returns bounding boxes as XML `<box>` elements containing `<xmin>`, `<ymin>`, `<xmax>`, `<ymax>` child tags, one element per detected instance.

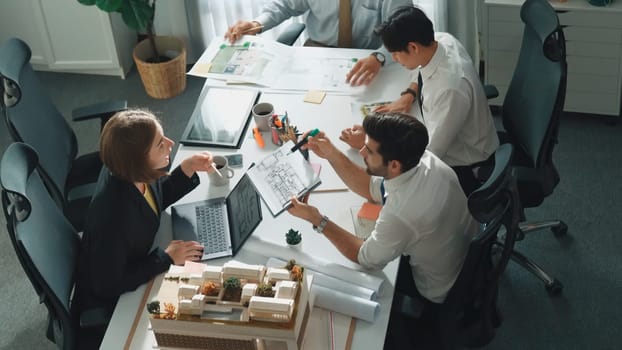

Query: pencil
<box><xmin>239</xmin><ymin>25</ymin><xmax>264</xmax><ymax>35</ymax></box>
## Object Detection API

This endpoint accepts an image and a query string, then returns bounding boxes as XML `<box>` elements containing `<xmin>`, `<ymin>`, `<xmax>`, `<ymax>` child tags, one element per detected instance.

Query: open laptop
<box><xmin>171</xmin><ymin>174</ymin><xmax>262</xmax><ymax>260</ymax></box>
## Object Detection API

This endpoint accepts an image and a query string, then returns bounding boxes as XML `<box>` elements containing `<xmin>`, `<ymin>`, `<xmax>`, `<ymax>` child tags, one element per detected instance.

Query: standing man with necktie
<box><xmin>224</xmin><ymin>0</ymin><xmax>412</xmax><ymax>85</ymax></box>
<box><xmin>340</xmin><ymin>6</ymin><xmax>499</xmax><ymax>195</ymax></box>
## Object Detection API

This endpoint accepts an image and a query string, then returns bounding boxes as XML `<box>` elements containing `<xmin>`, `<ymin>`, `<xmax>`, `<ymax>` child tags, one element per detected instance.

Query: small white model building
<box><xmin>275</xmin><ymin>280</ymin><xmax>298</xmax><ymax>299</ymax></box>
<box><xmin>249</xmin><ymin>296</ymin><xmax>294</xmax><ymax>322</ymax></box>
<box><xmin>241</xmin><ymin>283</ymin><xmax>257</xmax><ymax>304</ymax></box>
<box><xmin>189</xmin><ymin>273</ymin><xmax>203</xmax><ymax>285</ymax></box>
<box><xmin>202</xmin><ymin>265</ymin><xmax>222</xmax><ymax>281</ymax></box>
<box><xmin>178</xmin><ymin>284</ymin><xmax>199</xmax><ymax>299</ymax></box>
<box><xmin>222</xmin><ymin>261</ymin><xmax>266</xmax><ymax>283</ymax></box>
<box><xmin>267</xmin><ymin>267</ymin><xmax>291</xmax><ymax>283</ymax></box>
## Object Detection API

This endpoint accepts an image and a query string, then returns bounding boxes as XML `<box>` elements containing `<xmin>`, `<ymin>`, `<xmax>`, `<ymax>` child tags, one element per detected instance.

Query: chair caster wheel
<box><xmin>551</xmin><ymin>222</ymin><xmax>567</xmax><ymax>237</ymax></box>
<box><xmin>545</xmin><ymin>279</ymin><xmax>563</xmax><ymax>296</ymax></box>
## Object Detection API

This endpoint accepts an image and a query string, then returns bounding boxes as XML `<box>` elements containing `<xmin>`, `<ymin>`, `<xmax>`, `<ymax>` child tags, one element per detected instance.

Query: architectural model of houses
<box><xmin>147</xmin><ymin>260</ymin><xmax>312</xmax><ymax>350</ymax></box>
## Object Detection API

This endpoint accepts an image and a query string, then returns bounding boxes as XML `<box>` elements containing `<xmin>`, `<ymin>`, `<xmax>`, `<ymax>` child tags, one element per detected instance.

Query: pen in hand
<box><xmin>289</xmin><ymin>128</ymin><xmax>320</xmax><ymax>154</ymax></box>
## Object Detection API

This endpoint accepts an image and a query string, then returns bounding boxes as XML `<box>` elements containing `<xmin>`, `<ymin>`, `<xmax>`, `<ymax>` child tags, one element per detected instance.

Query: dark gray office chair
<box><xmin>492</xmin><ymin>0</ymin><xmax>568</xmax><ymax>295</ymax></box>
<box><xmin>0</xmin><ymin>37</ymin><xmax>126</xmax><ymax>231</ymax></box>
<box><xmin>394</xmin><ymin>144</ymin><xmax>519</xmax><ymax>350</ymax></box>
<box><xmin>276</xmin><ymin>22</ymin><xmax>306</xmax><ymax>46</ymax></box>
<box><xmin>441</xmin><ymin>143</ymin><xmax>519</xmax><ymax>349</ymax></box>
<box><xmin>0</xmin><ymin>142</ymin><xmax>110</xmax><ymax>349</ymax></box>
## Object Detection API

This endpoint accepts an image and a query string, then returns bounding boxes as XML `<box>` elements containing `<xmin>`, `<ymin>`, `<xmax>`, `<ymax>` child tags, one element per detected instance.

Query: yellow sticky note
<box><xmin>191</xmin><ymin>63</ymin><xmax>212</xmax><ymax>76</ymax></box>
<box><xmin>304</xmin><ymin>90</ymin><xmax>326</xmax><ymax>104</ymax></box>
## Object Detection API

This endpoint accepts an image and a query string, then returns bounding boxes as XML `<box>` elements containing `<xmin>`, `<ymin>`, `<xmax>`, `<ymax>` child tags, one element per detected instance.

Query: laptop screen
<box><xmin>226</xmin><ymin>174</ymin><xmax>262</xmax><ymax>254</ymax></box>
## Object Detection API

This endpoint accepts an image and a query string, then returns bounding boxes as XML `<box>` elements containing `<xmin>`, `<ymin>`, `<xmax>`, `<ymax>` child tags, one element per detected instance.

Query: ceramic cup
<box><xmin>208</xmin><ymin>155</ymin><xmax>234</xmax><ymax>186</ymax></box>
<box><xmin>252</xmin><ymin>102</ymin><xmax>274</xmax><ymax>132</ymax></box>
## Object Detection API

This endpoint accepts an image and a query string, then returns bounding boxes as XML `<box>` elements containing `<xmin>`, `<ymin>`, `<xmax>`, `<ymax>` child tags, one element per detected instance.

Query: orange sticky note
<box><xmin>357</xmin><ymin>202</ymin><xmax>382</xmax><ymax>221</ymax></box>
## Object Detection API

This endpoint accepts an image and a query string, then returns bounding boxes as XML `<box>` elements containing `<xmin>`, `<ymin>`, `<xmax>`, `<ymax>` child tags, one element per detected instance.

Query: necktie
<box><xmin>338</xmin><ymin>0</ymin><xmax>352</xmax><ymax>48</ymax></box>
<box><xmin>417</xmin><ymin>70</ymin><xmax>425</xmax><ymax>123</ymax></box>
<box><xmin>380</xmin><ymin>179</ymin><xmax>387</xmax><ymax>205</ymax></box>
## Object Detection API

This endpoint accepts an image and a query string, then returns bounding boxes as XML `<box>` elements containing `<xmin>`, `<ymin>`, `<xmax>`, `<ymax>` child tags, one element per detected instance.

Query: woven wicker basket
<box><xmin>133</xmin><ymin>36</ymin><xmax>186</xmax><ymax>99</ymax></box>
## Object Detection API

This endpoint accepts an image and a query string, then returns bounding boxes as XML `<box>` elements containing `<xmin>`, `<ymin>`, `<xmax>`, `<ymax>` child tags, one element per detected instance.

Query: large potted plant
<box><xmin>78</xmin><ymin>0</ymin><xmax>186</xmax><ymax>99</ymax></box>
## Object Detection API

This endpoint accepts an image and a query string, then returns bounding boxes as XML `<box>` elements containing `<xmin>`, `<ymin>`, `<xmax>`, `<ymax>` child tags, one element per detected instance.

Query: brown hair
<box><xmin>100</xmin><ymin>109</ymin><xmax>166</xmax><ymax>183</ymax></box>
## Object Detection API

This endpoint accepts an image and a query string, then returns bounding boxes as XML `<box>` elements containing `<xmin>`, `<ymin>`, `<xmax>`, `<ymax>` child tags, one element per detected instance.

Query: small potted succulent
<box><xmin>285</xmin><ymin>228</ymin><xmax>302</xmax><ymax>248</ymax></box>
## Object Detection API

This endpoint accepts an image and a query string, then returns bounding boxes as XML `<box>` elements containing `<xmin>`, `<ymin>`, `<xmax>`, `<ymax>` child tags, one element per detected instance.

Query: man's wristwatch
<box><xmin>313</xmin><ymin>215</ymin><xmax>329</xmax><ymax>234</ymax></box>
<box><xmin>370</xmin><ymin>52</ymin><xmax>385</xmax><ymax>66</ymax></box>
<box><xmin>400</xmin><ymin>88</ymin><xmax>417</xmax><ymax>100</ymax></box>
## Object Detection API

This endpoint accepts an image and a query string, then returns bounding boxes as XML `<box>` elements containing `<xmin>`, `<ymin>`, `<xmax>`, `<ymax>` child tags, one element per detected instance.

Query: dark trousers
<box><xmin>384</xmin><ymin>256</ymin><xmax>441</xmax><ymax>350</ymax></box>
<box><xmin>451</xmin><ymin>165</ymin><xmax>480</xmax><ymax>197</ymax></box>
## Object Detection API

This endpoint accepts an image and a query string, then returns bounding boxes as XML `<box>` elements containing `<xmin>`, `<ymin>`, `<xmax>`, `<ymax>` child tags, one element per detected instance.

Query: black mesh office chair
<box><xmin>493</xmin><ymin>0</ymin><xmax>568</xmax><ymax>295</ymax></box>
<box><xmin>441</xmin><ymin>144</ymin><xmax>520</xmax><ymax>349</ymax></box>
<box><xmin>395</xmin><ymin>144</ymin><xmax>520</xmax><ymax>349</ymax></box>
<box><xmin>0</xmin><ymin>142</ymin><xmax>110</xmax><ymax>349</ymax></box>
<box><xmin>0</xmin><ymin>37</ymin><xmax>126</xmax><ymax>231</ymax></box>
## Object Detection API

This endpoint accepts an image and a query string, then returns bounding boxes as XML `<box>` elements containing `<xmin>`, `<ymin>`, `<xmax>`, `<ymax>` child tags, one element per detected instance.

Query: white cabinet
<box><xmin>483</xmin><ymin>0</ymin><xmax>622</xmax><ymax>117</ymax></box>
<box><xmin>0</xmin><ymin>0</ymin><xmax>135</xmax><ymax>78</ymax></box>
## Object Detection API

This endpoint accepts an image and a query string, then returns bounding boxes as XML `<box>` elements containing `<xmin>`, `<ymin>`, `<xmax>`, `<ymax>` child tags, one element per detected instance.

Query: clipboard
<box><xmin>246</xmin><ymin>141</ymin><xmax>322</xmax><ymax>217</ymax></box>
<box><xmin>180</xmin><ymin>87</ymin><xmax>260</xmax><ymax>148</ymax></box>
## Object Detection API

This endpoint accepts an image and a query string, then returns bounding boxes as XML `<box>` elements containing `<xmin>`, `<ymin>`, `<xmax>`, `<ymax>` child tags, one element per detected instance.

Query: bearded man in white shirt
<box><xmin>340</xmin><ymin>6</ymin><xmax>499</xmax><ymax>195</ymax></box>
<box><xmin>288</xmin><ymin>113</ymin><xmax>477</xmax><ymax>323</ymax></box>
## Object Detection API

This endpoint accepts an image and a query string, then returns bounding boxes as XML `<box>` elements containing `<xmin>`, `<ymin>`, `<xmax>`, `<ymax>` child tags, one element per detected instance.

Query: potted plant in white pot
<box><xmin>78</xmin><ymin>0</ymin><xmax>186</xmax><ymax>99</ymax></box>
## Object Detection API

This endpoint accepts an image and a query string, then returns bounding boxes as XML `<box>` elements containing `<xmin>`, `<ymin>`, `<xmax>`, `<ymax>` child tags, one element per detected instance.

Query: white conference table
<box><xmin>101</xmin><ymin>47</ymin><xmax>414</xmax><ymax>350</ymax></box>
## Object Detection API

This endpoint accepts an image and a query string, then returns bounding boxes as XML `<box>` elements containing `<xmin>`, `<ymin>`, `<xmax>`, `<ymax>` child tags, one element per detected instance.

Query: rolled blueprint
<box><xmin>267</xmin><ymin>257</ymin><xmax>377</xmax><ymax>300</ymax></box>
<box><xmin>246</xmin><ymin>237</ymin><xmax>385</xmax><ymax>295</ymax></box>
<box><xmin>311</xmin><ymin>285</ymin><xmax>380</xmax><ymax>322</ymax></box>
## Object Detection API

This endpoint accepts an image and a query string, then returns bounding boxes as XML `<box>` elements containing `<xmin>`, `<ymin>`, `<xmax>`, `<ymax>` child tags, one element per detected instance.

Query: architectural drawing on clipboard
<box><xmin>246</xmin><ymin>141</ymin><xmax>321</xmax><ymax>217</ymax></box>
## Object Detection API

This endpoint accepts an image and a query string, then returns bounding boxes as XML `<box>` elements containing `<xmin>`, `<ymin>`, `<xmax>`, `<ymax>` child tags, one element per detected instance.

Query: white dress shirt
<box><xmin>414</xmin><ymin>33</ymin><xmax>499</xmax><ymax>167</ymax></box>
<box><xmin>357</xmin><ymin>151</ymin><xmax>478</xmax><ymax>303</ymax></box>
<box><xmin>255</xmin><ymin>0</ymin><xmax>412</xmax><ymax>50</ymax></box>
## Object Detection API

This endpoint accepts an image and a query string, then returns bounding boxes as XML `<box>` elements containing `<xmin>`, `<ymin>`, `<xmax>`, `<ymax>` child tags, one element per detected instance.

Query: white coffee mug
<box><xmin>252</xmin><ymin>102</ymin><xmax>274</xmax><ymax>132</ymax></box>
<box><xmin>208</xmin><ymin>155</ymin><xmax>235</xmax><ymax>186</ymax></box>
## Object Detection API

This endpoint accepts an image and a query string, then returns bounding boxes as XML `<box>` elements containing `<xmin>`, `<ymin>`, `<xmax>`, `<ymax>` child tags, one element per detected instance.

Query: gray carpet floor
<box><xmin>1</xmin><ymin>67</ymin><xmax>621</xmax><ymax>349</ymax></box>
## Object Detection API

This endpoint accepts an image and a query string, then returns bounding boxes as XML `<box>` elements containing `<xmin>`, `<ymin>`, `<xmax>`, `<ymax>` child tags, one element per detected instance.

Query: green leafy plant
<box><xmin>146</xmin><ymin>300</ymin><xmax>160</xmax><ymax>314</ymax></box>
<box><xmin>285</xmin><ymin>229</ymin><xmax>302</xmax><ymax>245</ymax></box>
<box><xmin>256</xmin><ymin>283</ymin><xmax>275</xmax><ymax>297</ymax></box>
<box><xmin>223</xmin><ymin>277</ymin><xmax>241</xmax><ymax>291</ymax></box>
<box><xmin>77</xmin><ymin>0</ymin><xmax>162</xmax><ymax>62</ymax></box>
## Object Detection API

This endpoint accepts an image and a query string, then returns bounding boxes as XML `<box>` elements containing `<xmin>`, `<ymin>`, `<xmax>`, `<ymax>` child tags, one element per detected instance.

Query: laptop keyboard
<box><xmin>195</xmin><ymin>203</ymin><xmax>228</xmax><ymax>255</ymax></box>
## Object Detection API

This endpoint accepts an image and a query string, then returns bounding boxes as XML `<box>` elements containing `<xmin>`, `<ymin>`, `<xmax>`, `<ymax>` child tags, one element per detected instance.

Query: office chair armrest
<box><xmin>276</xmin><ymin>23</ymin><xmax>306</xmax><ymax>46</ymax></box>
<box><xmin>79</xmin><ymin>306</ymin><xmax>113</xmax><ymax>329</ymax></box>
<box><xmin>71</xmin><ymin>100</ymin><xmax>128</xmax><ymax>123</ymax></box>
<box><xmin>484</xmin><ymin>84</ymin><xmax>499</xmax><ymax>99</ymax></box>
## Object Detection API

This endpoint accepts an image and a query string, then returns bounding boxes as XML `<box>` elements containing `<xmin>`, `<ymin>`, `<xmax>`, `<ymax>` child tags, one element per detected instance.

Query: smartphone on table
<box><xmin>224</xmin><ymin>154</ymin><xmax>243</xmax><ymax>168</ymax></box>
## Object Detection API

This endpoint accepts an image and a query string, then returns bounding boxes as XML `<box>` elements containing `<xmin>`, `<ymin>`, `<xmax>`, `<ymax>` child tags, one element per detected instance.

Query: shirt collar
<box><xmin>383</xmin><ymin>162</ymin><xmax>420</xmax><ymax>193</ymax></box>
<box><xmin>419</xmin><ymin>41</ymin><xmax>445</xmax><ymax>81</ymax></box>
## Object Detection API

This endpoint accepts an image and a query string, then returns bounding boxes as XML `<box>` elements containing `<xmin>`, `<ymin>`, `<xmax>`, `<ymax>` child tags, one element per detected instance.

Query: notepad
<box><xmin>304</xmin><ymin>90</ymin><xmax>327</xmax><ymax>104</ymax></box>
<box><xmin>357</xmin><ymin>202</ymin><xmax>382</xmax><ymax>221</ymax></box>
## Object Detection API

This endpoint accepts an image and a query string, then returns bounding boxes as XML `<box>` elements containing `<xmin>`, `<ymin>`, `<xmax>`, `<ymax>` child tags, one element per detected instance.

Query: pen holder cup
<box><xmin>271</xmin><ymin>126</ymin><xmax>283</xmax><ymax>146</ymax></box>
<box><xmin>252</xmin><ymin>102</ymin><xmax>274</xmax><ymax>132</ymax></box>
<box><xmin>208</xmin><ymin>156</ymin><xmax>235</xmax><ymax>187</ymax></box>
